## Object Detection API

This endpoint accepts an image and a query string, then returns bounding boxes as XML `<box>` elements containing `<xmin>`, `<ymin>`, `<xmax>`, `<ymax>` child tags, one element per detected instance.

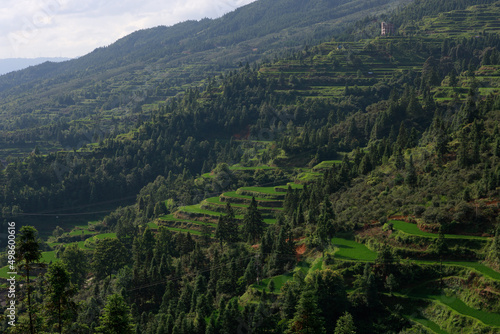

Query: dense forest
<box><xmin>1</xmin><ymin>0</ymin><xmax>500</xmax><ymax>333</ymax></box>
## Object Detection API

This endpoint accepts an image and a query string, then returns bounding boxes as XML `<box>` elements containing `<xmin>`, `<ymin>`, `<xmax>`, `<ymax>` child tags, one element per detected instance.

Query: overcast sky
<box><xmin>0</xmin><ymin>0</ymin><xmax>256</xmax><ymax>59</ymax></box>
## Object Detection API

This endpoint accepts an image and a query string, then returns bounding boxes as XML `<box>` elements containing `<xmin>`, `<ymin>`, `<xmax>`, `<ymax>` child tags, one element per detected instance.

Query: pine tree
<box><xmin>45</xmin><ymin>262</ymin><xmax>75</xmax><ymax>333</ymax></box>
<box><xmin>219</xmin><ymin>299</ymin><xmax>240</xmax><ymax>334</ymax></box>
<box><xmin>215</xmin><ymin>203</ymin><xmax>239</xmax><ymax>248</ymax></box>
<box><xmin>242</xmin><ymin>197</ymin><xmax>265</xmax><ymax>243</ymax></box>
<box><xmin>316</xmin><ymin>199</ymin><xmax>335</xmax><ymax>257</ymax></box>
<box><xmin>60</xmin><ymin>244</ymin><xmax>88</xmax><ymax>287</ymax></box>
<box><xmin>288</xmin><ymin>290</ymin><xmax>326</xmax><ymax>334</ymax></box>
<box><xmin>311</xmin><ymin>269</ymin><xmax>347</xmax><ymax>332</ymax></box>
<box><xmin>334</xmin><ymin>312</ymin><xmax>356</xmax><ymax>334</ymax></box>
<box><xmin>17</xmin><ymin>226</ymin><xmax>43</xmax><ymax>334</ymax></box>
<box><xmin>405</xmin><ymin>155</ymin><xmax>417</xmax><ymax>188</ymax></box>
<box><xmin>95</xmin><ymin>294</ymin><xmax>134</xmax><ymax>334</ymax></box>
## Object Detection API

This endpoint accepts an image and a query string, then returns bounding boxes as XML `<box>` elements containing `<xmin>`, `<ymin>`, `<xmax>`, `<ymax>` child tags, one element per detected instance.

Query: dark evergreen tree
<box><xmin>17</xmin><ymin>226</ymin><xmax>43</xmax><ymax>334</ymax></box>
<box><xmin>95</xmin><ymin>294</ymin><xmax>134</xmax><ymax>334</ymax></box>
<box><xmin>45</xmin><ymin>262</ymin><xmax>75</xmax><ymax>333</ymax></box>
<box><xmin>288</xmin><ymin>290</ymin><xmax>326</xmax><ymax>334</ymax></box>
<box><xmin>242</xmin><ymin>197</ymin><xmax>265</xmax><ymax>243</ymax></box>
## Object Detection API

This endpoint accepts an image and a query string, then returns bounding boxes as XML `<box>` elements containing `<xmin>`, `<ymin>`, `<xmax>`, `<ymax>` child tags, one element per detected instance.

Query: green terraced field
<box><xmin>332</xmin><ymin>237</ymin><xmax>378</xmax><ymax>261</ymax></box>
<box><xmin>92</xmin><ymin>233</ymin><xmax>117</xmax><ymax>239</ymax></box>
<box><xmin>295</xmin><ymin>171</ymin><xmax>323</xmax><ymax>182</ymax></box>
<box><xmin>203</xmin><ymin>196</ymin><xmax>283</xmax><ymax>212</ymax></box>
<box><xmin>147</xmin><ymin>222</ymin><xmax>158</xmax><ymax>229</ymax></box>
<box><xmin>410</xmin><ymin>291</ymin><xmax>500</xmax><ymax>328</ymax></box>
<box><xmin>406</xmin><ymin>315</ymin><xmax>448</xmax><ymax>334</ymax></box>
<box><xmin>221</xmin><ymin>191</ymin><xmax>278</xmax><ymax>201</ymax></box>
<box><xmin>159</xmin><ymin>214</ymin><xmax>217</xmax><ymax>227</ymax></box>
<box><xmin>252</xmin><ymin>261</ymin><xmax>313</xmax><ymax>293</ymax></box>
<box><xmin>391</xmin><ymin>220</ymin><xmax>488</xmax><ymax>240</ymax></box>
<box><xmin>0</xmin><ymin>250</ymin><xmax>58</xmax><ymax>279</ymax></box>
<box><xmin>439</xmin><ymin>261</ymin><xmax>500</xmax><ymax>281</ymax></box>
<box><xmin>177</xmin><ymin>204</ymin><xmax>244</xmax><ymax>219</ymax></box>
<box><xmin>312</xmin><ymin>160</ymin><xmax>343</xmax><ymax>170</ymax></box>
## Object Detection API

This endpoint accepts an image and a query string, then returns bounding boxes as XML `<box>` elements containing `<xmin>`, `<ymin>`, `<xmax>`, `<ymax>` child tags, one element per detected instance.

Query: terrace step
<box><xmin>158</xmin><ymin>219</ymin><xmax>216</xmax><ymax>234</ymax></box>
<box><xmin>236</xmin><ymin>187</ymin><xmax>286</xmax><ymax>199</ymax></box>
<box><xmin>200</xmin><ymin>201</ymin><xmax>280</xmax><ymax>218</ymax></box>
<box><xmin>219</xmin><ymin>193</ymin><xmax>283</xmax><ymax>207</ymax></box>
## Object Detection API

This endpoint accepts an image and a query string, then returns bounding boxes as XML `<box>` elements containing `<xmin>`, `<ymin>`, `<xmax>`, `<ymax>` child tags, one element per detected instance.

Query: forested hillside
<box><xmin>0</xmin><ymin>0</ymin><xmax>407</xmax><ymax>162</ymax></box>
<box><xmin>1</xmin><ymin>0</ymin><xmax>500</xmax><ymax>333</ymax></box>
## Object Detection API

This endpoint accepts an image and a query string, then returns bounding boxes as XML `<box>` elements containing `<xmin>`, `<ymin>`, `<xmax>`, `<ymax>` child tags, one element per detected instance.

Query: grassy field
<box><xmin>391</xmin><ymin>220</ymin><xmax>488</xmax><ymax>240</ymax></box>
<box><xmin>439</xmin><ymin>261</ymin><xmax>500</xmax><ymax>281</ymax></box>
<box><xmin>221</xmin><ymin>191</ymin><xmax>277</xmax><ymax>201</ymax></box>
<box><xmin>159</xmin><ymin>214</ymin><xmax>218</xmax><ymax>227</ymax></box>
<box><xmin>147</xmin><ymin>222</ymin><xmax>158</xmax><ymax>229</ymax></box>
<box><xmin>410</xmin><ymin>289</ymin><xmax>500</xmax><ymax>327</ymax></box>
<box><xmin>252</xmin><ymin>261</ymin><xmax>312</xmax><ymax>293</ymax></box>
<box><xmin>92</xmin><ymin>233</ymin><xmax>117</xmax><ymax>239</ymax></box>
<box><xmin>406</xmin><ymin>314</ymin><xmax>448</xmax><ymax>334</ymax></box>
<box><xmin>332</xmin><ymin>237</ymin><xmax>378</xmax><ymax>261</ymax></box>
<box><xmin>204</xmin><ymin>196</ymin><xmax>282</xmax><ymax>210</ymax></box>
<box><xmin>312</xmin><ymin>160</ymin><xmax>343</xmax><ymax>171</ymax></box>
<box><xmin>178</xmin><ymin>204</ymin><xmax>244</xmax><ymax>219</ymax></box>
<box><xmin>0</xmin><ymin>250</ymin><xmax>58</xmax><ymax>279</ymax></box>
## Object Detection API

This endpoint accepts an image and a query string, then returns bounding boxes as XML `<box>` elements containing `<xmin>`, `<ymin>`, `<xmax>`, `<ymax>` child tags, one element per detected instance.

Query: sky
<box><xmin>0</xmin><ymin>0</ymin><xmax>256</xmax><ymax>59</ymax></box>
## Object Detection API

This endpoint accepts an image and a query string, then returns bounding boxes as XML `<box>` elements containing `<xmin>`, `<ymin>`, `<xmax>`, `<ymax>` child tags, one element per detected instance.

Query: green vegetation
<box><xmin>391</xmin><ymin>220</ymin><xmax>488</xmax><ymax>240</ymax></box>
<box><xmin>1</xmin><ymin>0</ymin><xmax>500</xmax><ymax>333</ymax></box>
<box><xmin>332</xmin><ymin>237</ymin><xmax>378</xmax><ymax>261</ymax></box>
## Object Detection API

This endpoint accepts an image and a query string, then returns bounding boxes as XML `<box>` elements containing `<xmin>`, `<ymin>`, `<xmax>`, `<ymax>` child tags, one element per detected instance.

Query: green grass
<box><xmin>178</xmin><ymin>204</ymin><xmax>244</xmax><ymax>219</ymax></box>
<box><xmin>203</xmin><ymin>196</ymin><xmax>282</xmax><ymax>212</ymax></box>
<box><xmin>42</xmin><ymin>251</ymin><xmax>57</xmax><ymax>263</ymax></box>
<box><xmin>275</xmin><ymin>183</ymin><xmax>304</xmax><ymax>191</ymax></box>
<box><xmin>312</xmin><ymin>160</ymin><xmax>343</xmax><ymax>170</ymax></box>
<box><xmin>159</xmin><ymin>214</ymin><xmax>217</xmax><ymax>227</ymax></box>
<box><xmin>412</xmin><ymin>290</ymin><xmax>500</xmax><ymax>327</ymax></box>
<box><xmin>147</xmin><ymin>222</ymin><xmax>158</xmax><ymax>229</ymax></box>
<box><xmin>406</xmin><ymin>315</ymin><xmax>448</xmax><ymax>334</ymax></box>
<box><xmin>295</xmin><ymin>171</ymin><xmax>323</xmax><ymax>182</ymax></box>
<box><xmin>221</xmin><ymin>191</ymin><xmax>278</xmax><ymax>201</ymax></box>
<box><xmin>0</xmin><ymin>250</ymin><xmax>58</xmax><ymax>279</ymax></box>
<box><xmin>253</xmin><ymin>261</ymin><xmax>310</xmax><ymax>292</ymax></box>
<box><xmin>0</xmin><ymin>265</ymin><xmax>17</xmax><ymax>279</ymax></box>
<box><xmin>391</xmin><ymin>220</ymin><xmax>487</xmax><ymax>240</ymax></box>
<box><xmin>442</xmin><ymin>261</ymin><xmax>500</xmax><ymax>281</ymax></box>
<box><xmin>332</xmin><ymin>237</ymin><xmax>378</xmax><ymax>261</ymax></box>
<box><xmin>92</xmin><ymin>233</ymin><xmax>117</xmax><ymax>239</ymax></box>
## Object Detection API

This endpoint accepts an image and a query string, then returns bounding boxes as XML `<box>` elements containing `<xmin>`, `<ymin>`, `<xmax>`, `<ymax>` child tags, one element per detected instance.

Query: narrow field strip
<box><xmin>391</xmin><ymin>220</ymin><xmax>488</xmax><ymax>240</ymax></box>
<box><xmin>332</xmin><ymin>237</ymin><xmax>378</xmax><ymax>261</ymax></box>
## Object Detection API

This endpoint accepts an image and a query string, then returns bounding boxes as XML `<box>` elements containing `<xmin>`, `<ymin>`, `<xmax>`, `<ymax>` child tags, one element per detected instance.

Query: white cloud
<box><xmin>0</xmin><ymin>0</ymin><xmax>256</xmax><ymax>59</ymax></box>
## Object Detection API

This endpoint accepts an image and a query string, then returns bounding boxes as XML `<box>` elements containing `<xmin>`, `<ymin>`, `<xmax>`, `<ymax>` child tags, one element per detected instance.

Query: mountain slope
<box><xmin>0</xmin><ymin>0</ymin><xmax>408</xmax><ymax>156</ymax></box>
<box><xmin>0</xmin><ymin>1</ymin><xmax>500</xmax><ymax>333</ymax></box>
<box><xmin>0</xmin><ymin>58</ymin><xmax>70</xmax><ymax>76</ymax></box>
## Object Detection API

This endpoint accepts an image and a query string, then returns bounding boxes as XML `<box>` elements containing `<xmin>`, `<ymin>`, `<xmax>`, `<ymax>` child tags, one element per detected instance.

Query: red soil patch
<box><xmin>296</xmin><ymin>243</ymin><xmax>306</xmax><ymax>261</ymax></box>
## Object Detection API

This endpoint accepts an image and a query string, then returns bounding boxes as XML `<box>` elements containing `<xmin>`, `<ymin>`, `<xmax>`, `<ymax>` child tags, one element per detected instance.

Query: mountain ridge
<box><xmin>0</xmin><ymin>57</ymin><xmax>70</xmax><ymax>76</ymax></box>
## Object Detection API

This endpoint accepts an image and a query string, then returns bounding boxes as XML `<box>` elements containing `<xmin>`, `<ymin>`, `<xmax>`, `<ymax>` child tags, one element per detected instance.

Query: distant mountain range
<box><xmin>0</xmin><ymin>57</ymin><xmax>70</xmax><ymax>76</ymax></box>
